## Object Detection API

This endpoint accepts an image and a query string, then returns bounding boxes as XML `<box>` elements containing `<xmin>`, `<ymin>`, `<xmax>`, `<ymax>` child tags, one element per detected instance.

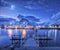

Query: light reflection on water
<box><xmin>22</xmin><ymin>29</ymin><xmax>26</xmax><ymax>38</ymax></box>
<box><xmin>0</xmin><ymin>28</ymin><xmax>60</xmax><ymax>41</ymax></box>
<box><xmin>8</xmin><ymin>29</ymin><xmax>12</xmax><ymax>37</ymax></box>
<box><xmin>7</xmin><ymin>28</ymin><xmax>26</xmax><ymax>38</ymax></box>
<box><xmin>0</xmin><ymin>28</ymin><xmax>60</xmax><ymax>47</ymax></box>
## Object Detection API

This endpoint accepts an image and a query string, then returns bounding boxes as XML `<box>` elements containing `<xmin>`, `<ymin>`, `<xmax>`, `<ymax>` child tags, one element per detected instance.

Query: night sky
<box><xmin>0</xmin><ymin>0</ymin><xmax>60</xmax><ymax>25</ymax></box>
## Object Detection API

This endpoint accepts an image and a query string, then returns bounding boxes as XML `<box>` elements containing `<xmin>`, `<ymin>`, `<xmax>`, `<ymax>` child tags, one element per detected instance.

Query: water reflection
<box><xmin>22</xmin><ymin>29</ymin><xmax>26</xmax><ymax>38</ymax></box>
<box><xmin>8</xmin><ymin>29</ymin><xmax>12</xmax><ymax>37</ymax></box>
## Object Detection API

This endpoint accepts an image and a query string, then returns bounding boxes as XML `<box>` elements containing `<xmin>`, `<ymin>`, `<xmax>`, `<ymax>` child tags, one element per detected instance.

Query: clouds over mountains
<box><xmin>0</xmin><ymin>0</ymin><xmax>60</xmax><ymax>25</ymax></box>
<box><xmin>0</xmin><ymin>13</ymin><xmax>60</xmax><ymax>26</ymax></box>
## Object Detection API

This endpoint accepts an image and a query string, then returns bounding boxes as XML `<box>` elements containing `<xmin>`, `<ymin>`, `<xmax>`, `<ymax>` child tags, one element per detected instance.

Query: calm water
<box><xmin>0</xmin><ymin>29</ymin><xmax>60</xmax><ymax>48</ymax></box>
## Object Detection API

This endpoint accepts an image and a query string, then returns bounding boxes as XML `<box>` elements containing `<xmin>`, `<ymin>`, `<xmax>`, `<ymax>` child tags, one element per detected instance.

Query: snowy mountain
<box><xmin>0</xmin><ymin>16</ymin><xmax>16</xmax><ymax>25</ymax></box>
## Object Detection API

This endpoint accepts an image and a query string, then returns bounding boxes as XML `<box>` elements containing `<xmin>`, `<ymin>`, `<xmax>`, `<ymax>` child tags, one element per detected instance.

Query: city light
<box><xmin>15</xmin><ymin>26</ymin><xmax>18</xmax><ymax>29</ymax></box>
<box><xmin>4</xmin><ymin>25</ymin><xmax>7</xmax><ymax>29</ymax></box>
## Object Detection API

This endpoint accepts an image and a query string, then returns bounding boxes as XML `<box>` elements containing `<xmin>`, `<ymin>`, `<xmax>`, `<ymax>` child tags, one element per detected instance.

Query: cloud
<box><xmin>0</xmin><ymin>15</ymin><xmax>19</xmax><ymax>21</ymax></box>
<box><xmin>0</xmin><ymin>0</ymin><xmax>10</xmax><ymax>7</ymax></box>
<box><xmin>51</xmin><ymin>12</ymin><xmax>60</xmax><ymax>20</ymax></box>
<box><xmin>24</xmin><ymin>0</ymin><xmax>48</xmax><ymax>10</ymax></box>
<box><xmin>49</xmin><ymin>12</ymin><xmax>60</xmax><ymax>25</ymax></box>
<box><xmin>36</xmin><ymin>18</ymin><xmax>50</xmax><ymax>25</ymax></box>
<box><xmin>24</xmin><ymin>6</ymin><xmax>34</xmax><ymax>10</ymax></box>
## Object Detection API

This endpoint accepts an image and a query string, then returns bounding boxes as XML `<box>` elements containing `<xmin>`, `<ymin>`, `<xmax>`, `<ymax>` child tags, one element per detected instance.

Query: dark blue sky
<box><xmin>0</xmin><ymin>0</ymin><xmax>60</xmax><ymax>25</ymax></box>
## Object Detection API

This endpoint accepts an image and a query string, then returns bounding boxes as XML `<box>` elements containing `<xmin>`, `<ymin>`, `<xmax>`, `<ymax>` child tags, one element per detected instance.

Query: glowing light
<box><xmin>10</xmin><ymin>5</ymin><xmax>15</xmax><ymax>10</ymax></box>
<box><xmin>55</xmin><ymin>26</ymin><xmax>57</xmax><ymax>28</ymax></box>
<box><xmin>15</xmin><ymin>26</ymin><xmax>19</xmax><ymax>31</ymax></box>
<box><xmin>8</xmin><ymin>29</ymin><xmax>12</xmax><ymax>37</ymax></box>
<box><xmin>49</xmin><ymin>25</ymin><xmax>52</xmax><ymax>28</ymax></box>
<box><xmin>4</xmin><ymin>25</ymin><xmax>7</xmax><ymax>29</ymax></box>
<box><xmin>25</xmin><ymin>26</ymin><xmax>33</xmax><ymax>29</ymax></box>
<box><xmin>36</xmin><ymin>26</ymin><xmax>41</xmax><ymax>29</ymax></box>
<box><xmin>15</xmin><ymin>26</ymin><xmax>18</xmax><ymax>29</ymax></box>
<box><xmin>22</xmin><ymin>29</ymin><xmax>26</xmax><ymax>38</ymax></box>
